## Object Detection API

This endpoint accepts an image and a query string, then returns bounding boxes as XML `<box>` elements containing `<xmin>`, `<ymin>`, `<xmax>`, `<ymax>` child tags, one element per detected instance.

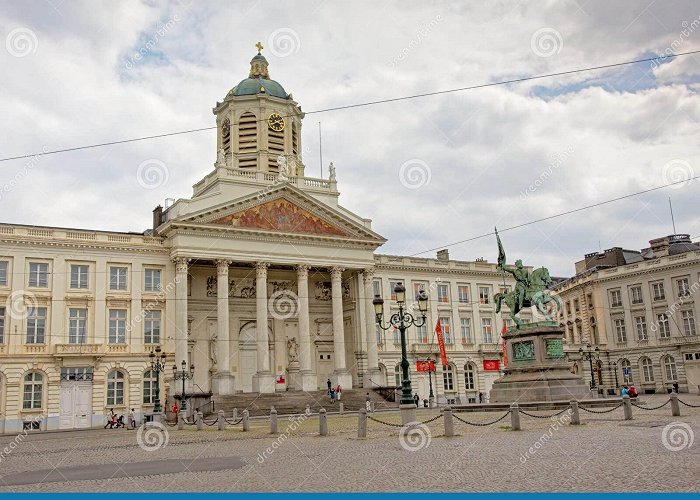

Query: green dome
<box><xmin>225</xmin><ymin>49</ymin><xmax>290</xmax><ymax>100</ymax></box>
<box><xmin>228</xmin><ymin>77</ymin><xmax>289</xmax><ymax>99</ymax></box>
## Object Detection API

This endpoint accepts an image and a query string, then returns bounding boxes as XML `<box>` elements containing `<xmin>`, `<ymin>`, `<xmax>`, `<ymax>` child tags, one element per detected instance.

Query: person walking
<box><xmin>327</xmin><ymin>378</ymin><xmax>332</xmax><ymax>395</ymax></box>
<box><xmin>104</xmin><ymin>408</ymin><xmax>115</xmax><ymax>429</ymax></box>
<box><xmin>413</xmin><ymin>393</ymin><xmax>420</xmax><ymax>407</ymax></box>
<box><xmin>128</xmin><ymin>408</ymin><xmax>136</xmax><ymax>429</ymax></box>
<box><xmin>330</xmin><ymin>388</ymin><xmax>336</xmax><ymax>403</ymax></box>
<box><xmin>336</xmin><ymin>384</ymin><xmax>342</xmax><ymax>401</ymax></box>
<box><xmin>365</xmin><ymin>392</ymin><xmax>371</xmax><ymax>412</ymax></box>
<box><xmin>478</xmin><ymin>392</ymin><xmax>484</xmax><ymax>403</ymax></box>
<box><xmin>621</xmin><ymin>385</ymin><xmax>629</xmax><ymax>397</ymax></box>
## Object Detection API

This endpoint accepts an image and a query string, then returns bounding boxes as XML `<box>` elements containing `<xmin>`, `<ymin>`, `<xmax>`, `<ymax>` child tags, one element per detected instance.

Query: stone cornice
<box><xmin>0</xmin><ymin>236</ymin><xmax>169</xmax><ymax>255</ymax></box>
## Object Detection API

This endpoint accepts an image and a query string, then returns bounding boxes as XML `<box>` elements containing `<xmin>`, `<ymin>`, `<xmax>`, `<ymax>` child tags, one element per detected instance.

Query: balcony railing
<box><xmin>479</xmin><ymin>343</ymin><xmax>502</xmax><ymax>353</ymax></box>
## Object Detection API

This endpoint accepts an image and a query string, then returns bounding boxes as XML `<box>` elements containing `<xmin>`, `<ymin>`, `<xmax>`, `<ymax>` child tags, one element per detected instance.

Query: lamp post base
<box><xmin>399</xmin><ymin>404</ymin><xmax>417</xmax><ymax>426</ymax></box>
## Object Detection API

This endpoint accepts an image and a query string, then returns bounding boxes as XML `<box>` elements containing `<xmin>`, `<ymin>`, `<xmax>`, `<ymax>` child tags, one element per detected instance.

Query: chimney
<box><xmin>436</xmin><ymin>249</ymin><xmax>449</xmax><ymax>261</ymax></box>
<box><xmin>152</xmin><ymin>205</ymin><xmax>163</xmax><ymax>232</ymax></box>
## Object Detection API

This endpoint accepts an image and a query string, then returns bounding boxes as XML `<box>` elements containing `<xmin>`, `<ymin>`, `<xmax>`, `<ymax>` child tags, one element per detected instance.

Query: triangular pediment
<box><xmin>210</xmin><ymin>198</ymin><xmax>350</xmax><ymax>237</ymax></box>
<box><xmin>171</xmin><ymin>183</ymin><xmax>385</xmax><ymax>245</ymax></box>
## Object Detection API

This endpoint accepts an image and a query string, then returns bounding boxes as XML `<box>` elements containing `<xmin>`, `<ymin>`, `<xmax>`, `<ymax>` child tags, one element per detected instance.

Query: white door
<box><xmin>59</xmin><ymin>382</ymin><xmax>93</xmax><ymax>429</ymax></box>
<box><xmin>239</xmin><ymin>350</ymin><xmax>256</xmax><ymax>392</ymax></box>
<box><xmin>74</xmin><ymin>383</ymin><xmax>92</xmax><ymax>428</ymax></box>
<box><xmin>59</xmin><ymin>384</ymin><xmax>74</xmax><ymax>429</ymax></box>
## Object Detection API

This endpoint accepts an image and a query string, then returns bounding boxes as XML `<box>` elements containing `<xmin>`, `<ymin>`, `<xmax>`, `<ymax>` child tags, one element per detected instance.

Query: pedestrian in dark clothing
<box><xmin>413</xmin><ymin>393</ymin><xmax>420</xmax><ymax>407</ymax></box>
<box><xmin>327</xmin><ymin>378</ymin><xmax>332</xmax><ymax>395</ymax></box>
<box><xmin>478</xmin><ymin>392</ymin><xmax>484</xmax><ymax>403</ymax></box>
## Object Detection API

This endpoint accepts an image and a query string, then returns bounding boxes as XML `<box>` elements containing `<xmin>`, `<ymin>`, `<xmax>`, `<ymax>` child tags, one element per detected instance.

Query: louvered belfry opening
<box><xmin>292</xmin><ymin>122</ymin><xmax>299</xmax><ymax>156</ymax></box>
<box><xmin>267</xmin><ymin>125</ymin><xmax>285</xmax><ymax>172</ymax></box>
<box><xmin>238</xmin><ymin>112</ymin><xmax>257</xmax><ymax>169</ymax></box>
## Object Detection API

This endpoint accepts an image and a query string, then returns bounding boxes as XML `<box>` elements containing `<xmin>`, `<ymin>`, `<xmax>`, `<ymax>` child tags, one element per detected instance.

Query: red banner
<box><xmin>483</xmin><ymin>360</ymin><xmax>500</xmax><ymax>371</ymax></box>
<box><xmin>501</xmin><ymin>322</ymin><xmax>508</xmax><ymax>367</ymax></box>
<box><xmin>416</xmin><ymin>360</ymin><xmax>436</xmax><ymax>372</ymax></box>
<box><xmin>435</xmin><ymin>319</ymin><xmax>448</xmax><ymax>367</ymax></box>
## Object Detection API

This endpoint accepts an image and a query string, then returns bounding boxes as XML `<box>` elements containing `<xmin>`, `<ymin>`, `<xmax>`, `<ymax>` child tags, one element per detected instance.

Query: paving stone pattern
<box><xmin>0</xmin><ymin>395</ymin><xmax>697</xmax><ymax>492</ymax></box>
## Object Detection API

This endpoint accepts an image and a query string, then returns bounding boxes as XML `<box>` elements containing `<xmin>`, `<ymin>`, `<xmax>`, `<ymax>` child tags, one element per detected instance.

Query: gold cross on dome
<box><xmin>255</xmin><ymin>41</ymin><xmax>263</xmax><ymax>53</ymax></box>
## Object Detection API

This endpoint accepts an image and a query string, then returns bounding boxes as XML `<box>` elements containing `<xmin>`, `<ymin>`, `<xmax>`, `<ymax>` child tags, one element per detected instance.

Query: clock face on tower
<box><xmin>267</xmin><ymin>113</ymin><xmax>285</xmax><ymax>132</ymax></box>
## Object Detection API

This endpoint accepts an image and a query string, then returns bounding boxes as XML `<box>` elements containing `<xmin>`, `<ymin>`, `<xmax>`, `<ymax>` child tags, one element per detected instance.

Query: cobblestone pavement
<box><xmin>0</xmin><ymin>395</ymin><xmax>698</xmax><ymax>492</ymax></box>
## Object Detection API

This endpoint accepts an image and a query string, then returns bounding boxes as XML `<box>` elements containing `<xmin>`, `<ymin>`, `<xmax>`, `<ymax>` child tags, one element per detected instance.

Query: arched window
<box><xmin>640</xmin><ymin>357</ymin><xmax>654</xmax><ymax>383</ymax></box>
<box><xmin>443</xmin><ymin>364</ymin><xmax>455</xmax><ymax>391</ymax></box>
<box><xmin>394</xmin><ymin>364</ymin><xmax>401</xmax><ymax>386</ymax></box>
<box><xmin>107</xmin><ymin>370</ymin><xmax>125</xmax><ymax>406</ymax></box>
<box><xmin>143</xmin><ymin>369</ymin><xmax>157</xmax><ymax>404</ymax></box>
<box><xmin>620</xmin><ymin>359</ymin><xmax>632</xmax><ymax>383</ymax></box>
<box><xmin>23</xmin><ymin>372</ymin><xmax>43</xmax><ymax>409</ymax></box>
<box><xmin>663</xmin><ymin>356</ymin><xmax>677</xmax><ymax>381</ymax></box>
<box><xmin>464</xmin><ymin>363</ymin><xmax>477</xmax><ymax>391</ymax></box>
<box><xmin>238</xmin><ymin>112</ymin><xmax>257</xmax><ymax>169</ymax></box>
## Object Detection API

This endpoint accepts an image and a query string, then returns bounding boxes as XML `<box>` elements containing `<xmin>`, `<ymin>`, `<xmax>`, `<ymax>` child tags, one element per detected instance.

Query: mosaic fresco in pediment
<box><xmin>210</xmin><ymin>198</ymin><xmax>349</xmax><ymax>237</ymax></box>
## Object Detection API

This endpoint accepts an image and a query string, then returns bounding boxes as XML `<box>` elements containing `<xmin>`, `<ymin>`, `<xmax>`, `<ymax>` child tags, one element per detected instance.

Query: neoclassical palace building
<box><xmin>0</xmin><ymin>49</ymin><xmax>517</xmax><ymax>432</ymax></box>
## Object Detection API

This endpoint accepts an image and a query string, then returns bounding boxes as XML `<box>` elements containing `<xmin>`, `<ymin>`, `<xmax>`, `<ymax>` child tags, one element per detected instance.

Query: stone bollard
<box><xmin>339</xmin><ymin>402</ymin><xmax>344</xmax><ymax>416</ymax></box>
<box><xmin>218</xmin><ymin>410</ymin><xmax>225</xmax><ymax>431</ymax></box>
<box><xmin>232</xmin><ymin>408</ymin><xmax>238</xmax><ymax>421</ymax></box>
<box><xmin>242</xmin><ymin>409</ymin><xmax>249</xmax><ymax>431</ymax></box>
<box><xmin>357</xmin><ymin>409</ymin><xmax>367</xmax><ymax>438</ymax></box>
<box><xmin>443</xmin><ymin>406</ymin><xmax>454</xmax><ymax>437</ymax></box>
<box><xmin>570</xmin><ymin>400</ymin><xmax>581</xmax><ymax>425</ymax></box>
<box><xmin>270</xmin><ymin>407</ymin><xmax>278</xmax><ymax>434</ymax></box>
<box><xmin>622</xmin><ymin>394</ymin><xmax>633</xmax><ymax>420</ymax></box>
<box><xmin>305</xmin><ymin>404</ymin><xmax>311</xmax><ymax>415</ymax></box>
<box><xmin>670</xmin><ymin>393</ymin><xmax>681</xmax><ymax>417</ymax></box>
<box><xmin>510</xmin><ymin>403</ymin><xmax>521</xmax><ymax>431</ymax></box>
<box><xmin>177</xmin><ymin>411</ymin><xmax>184</xmax><ymax>430</ymax></box>
<box><xmin>319</xmin><ymin>408</ymin><xmax>328</xmax><ymax>436</ymax></box>
<box><xmin>196</xmin><ymin>411</ymin><xmax>204</xmax><ymax>431</ymax></box>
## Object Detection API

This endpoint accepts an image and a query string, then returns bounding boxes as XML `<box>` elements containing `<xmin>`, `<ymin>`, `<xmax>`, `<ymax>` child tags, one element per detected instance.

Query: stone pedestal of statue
<box><xmin>490</xmin><ymin>323</ymin><xmax>589</xmax><ymax>402</ymax></box>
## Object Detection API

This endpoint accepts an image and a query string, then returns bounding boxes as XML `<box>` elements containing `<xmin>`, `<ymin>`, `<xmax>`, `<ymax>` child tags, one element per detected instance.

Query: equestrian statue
<box><xmin>493</xmin><ymin>227</ymin><xmax>561</xmax><ymax>329</ymax></box>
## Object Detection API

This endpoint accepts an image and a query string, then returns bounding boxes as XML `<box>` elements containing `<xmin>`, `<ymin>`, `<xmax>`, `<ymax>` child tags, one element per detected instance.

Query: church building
<box><xmin>0</xmin><ymin>47</ymin><xmax>516</xmax><ymax>432</ymax></box>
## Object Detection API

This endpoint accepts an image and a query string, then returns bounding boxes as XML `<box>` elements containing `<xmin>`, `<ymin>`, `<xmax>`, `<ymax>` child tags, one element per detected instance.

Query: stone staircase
<box><xmin>213</xmin><ymin>389</ymin><xmax>397</xmax><ymax>417</ymax></box>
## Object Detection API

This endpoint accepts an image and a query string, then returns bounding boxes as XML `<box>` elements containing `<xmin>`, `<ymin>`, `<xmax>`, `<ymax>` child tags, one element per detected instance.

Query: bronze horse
<box><xmin>494</xmin><ymin>267</ymin><xmax>561</xmax><ymax>328</ymax></box>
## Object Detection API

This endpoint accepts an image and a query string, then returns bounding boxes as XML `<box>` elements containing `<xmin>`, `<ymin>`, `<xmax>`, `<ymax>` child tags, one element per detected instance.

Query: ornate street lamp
<box><xmin>425</xmin><ymin>356</ymin><xmax>435</xmax><ymax>401</ymax></box>
<box><xmin>608</xmin><ymin>361</ymin><xmax>619</xmax><ymax>390</ymax></box>
<box><xmin>579</xmin><ymin>343</ymin><xmax>600</xmax><ymax>390</ymax></box>
<box><xmin>148</xmin><ymin>345</ymin><xmax>167</xmax><ymax>413</ymax></box>
<box><xmin>172</xmin><ymin>359</ymin><xmax>195</xmax><ymax>411</ymax></box>
<box><xmin>373</xmin><ymin>284</ymin><xmax>429</xmax><ymax>405</ymax></box>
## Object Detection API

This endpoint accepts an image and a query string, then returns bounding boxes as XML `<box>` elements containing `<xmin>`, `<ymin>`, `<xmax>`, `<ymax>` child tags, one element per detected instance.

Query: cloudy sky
<box><xmin>1</xmin><ymin>0</ymin><xmax>698</xmax><ymax>276</ymax></box>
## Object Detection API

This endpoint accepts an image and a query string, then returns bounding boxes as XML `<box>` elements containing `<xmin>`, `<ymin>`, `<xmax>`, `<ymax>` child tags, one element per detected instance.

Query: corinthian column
<box><xmin>253</xmin><ymin>262</ymin><xmax>274</xmax><ymax>393</ymax></box>
<box><xmin>362</xmin><ymin>268</ymin><xmax>381</xmax><ymax>387</ymax></box>
<box><xmin>296</xmin><ymin>264</ymin><xmax>316</xmax><ymax>391</ymax></box>
<box><xmin>173</xmin><ymin>257</ymin><xmax>190</xmax><ymax>369</ymax></box>
<box><xmin>331</xmin><ymin>267</ymin><xmax>353</xmax><ymax>388</ymax></box>
<box><xmin>213</xmin><ymin>259</ymin><xmax>235</xmax><ymax>395</ymax></box>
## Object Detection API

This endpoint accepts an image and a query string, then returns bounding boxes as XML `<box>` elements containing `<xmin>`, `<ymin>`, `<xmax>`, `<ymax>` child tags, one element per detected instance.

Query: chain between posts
<box><xmin>678</xmin><ymin>399</ymin><xmax>700</xmax><ymax>408</ymax></box>
<box><xmin>519</xmin><ymin>407</ymin><xmax>571</xmax><ymax>419</ymax></box>
<box><xmin>164</xmin><ymin>420</ymin><xmax>178</xmax><ymax>427</ymax></box>
<box><xmin>578</xmin><ymin>403</ymin><xmax>624</xmax><ymax>414</ymax></box>
<box><xmin>204</xmin><ymin>419</ymin><xmax>218</xmax><ymax>426</ymax></box>
<box><xmin>223</xmin><ymin>417</ymin><xmax>244</xmax><ymax>425</ymax></box>
<box><xmin>366</xmin><ymin>415</ymin><xmax>405</xmax><ymax>428</ymax></box>
<box><xmin>631</xmin><ymin>399</ymin><xmax>671</xmax><ymax>410</ymax></box>
<box><xmin>452</xmin><ymin>410</ymin><xmax>511</xmax><ymax>427</ymax></box>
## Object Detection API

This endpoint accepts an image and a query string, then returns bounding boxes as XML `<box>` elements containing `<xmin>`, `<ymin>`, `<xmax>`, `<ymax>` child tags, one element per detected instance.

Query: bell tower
<box><xmin>213</xmin><ymin>43</ymin><xmax>305</xmax><ymax>176</ymax></box>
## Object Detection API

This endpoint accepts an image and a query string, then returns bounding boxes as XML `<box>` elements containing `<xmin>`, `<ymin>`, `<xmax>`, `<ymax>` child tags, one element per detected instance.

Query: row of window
<box><xmin>377</xmin><ymin>280</ymin><xmax>509</xmax><ymax>306</ymax></box>
<box><xmin>21</xmin><ymin>369</ymin><xmax>161</xmax><ymax>410</ymax></box>
<box><xmin>393</xmin><ymin>362</ymin><xmax>480</xmax><ymax>391</ymax></box>
<box><xmin>0</xmin><ymin>307</ymin><xmax>161</xmax><ymax>344</ymax></box>
<box><xmin>612</xmin><ymin>309</ymin><xmax>696</xmax><ymax>343</ymax></box>
<box><xmin>616</xmin><ymin>356</ymin><xmax>678</xmax><ymax>384</ymax></box>
<box><xmin>610</xmin><ymin>277</ymin><xmax>694</xmax><ymax>308</ymax></box>
<box><xmin>376</xmin><ymin>316</ymin><xmax>504</xmax><ymax>345</ymax></box>
<box><xmin>0</xmin><ymin>261</ymin><xmax>163</xmax><ymax>292</ymax></box>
